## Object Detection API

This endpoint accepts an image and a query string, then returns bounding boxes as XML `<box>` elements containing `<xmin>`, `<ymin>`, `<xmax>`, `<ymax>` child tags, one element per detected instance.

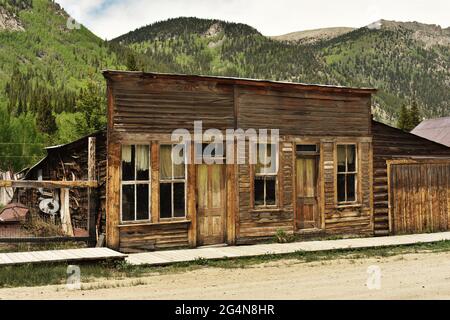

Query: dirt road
<box><xmin>2</xmin><ymin>251</ymin><xmax>450</xmax><ymax>299</ymax></box>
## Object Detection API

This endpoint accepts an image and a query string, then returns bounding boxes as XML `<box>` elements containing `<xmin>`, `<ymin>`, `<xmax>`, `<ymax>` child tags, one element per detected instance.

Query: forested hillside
<box><xmin>1</xmin><ymin>1</ymin><xmax>449</xmax><ymax>172</ymax></box>
<box><xmin>0</xmin><ymin>0</ymin><xmax>126</xmax><ymax>171</ymax></box>
<box><xmin>113</xmin><ymin>17</ymin><xmax>450</xmax><ymax>125</ymax></box>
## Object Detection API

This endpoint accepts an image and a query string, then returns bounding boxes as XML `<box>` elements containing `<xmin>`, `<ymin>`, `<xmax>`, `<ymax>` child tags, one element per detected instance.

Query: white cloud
<box><xmin>56</xmin><ymin>0</ymin><xmax>450</xmax><ymax>40</ymax></box>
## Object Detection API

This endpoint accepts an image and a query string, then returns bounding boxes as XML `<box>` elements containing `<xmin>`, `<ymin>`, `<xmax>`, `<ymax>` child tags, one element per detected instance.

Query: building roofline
<box><xmin>372</xmin><ymin>120</ymin><xmax>450</xmax><ymax>150</ymax></box>
<box><xmin>102</xmin><ymin>70</ymin><xmax>377</xmax><ymax>95</ymax></box>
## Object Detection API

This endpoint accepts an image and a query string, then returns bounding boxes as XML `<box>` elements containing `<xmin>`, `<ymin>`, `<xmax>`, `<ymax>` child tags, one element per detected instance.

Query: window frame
<box><xmin>252</xmin><ymin>142</ymin><xmax>279</xmax><ymax>209</ymax></box>
<box><xmin>336</xmin><ymin>143</ymin><xmax>358</xmax><ymax>205</ymax></box>
<box><xmin>119</xmin><ymin>144</ymin><xmax>151</xmax><ymax>224</ymax></box>
<box><xmin>159</xmin><ymin>143</ymin><xmax>188</xmax><ymax>220</ymax></box>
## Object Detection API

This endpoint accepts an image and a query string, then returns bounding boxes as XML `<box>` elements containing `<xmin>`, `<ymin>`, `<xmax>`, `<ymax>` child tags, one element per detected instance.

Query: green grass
<box><xmin>2</xmin><ymin>240</ymin><xmax>450</xmax><ymax>289</ymax></box>
<box><xmin>0</xmin><ymin>241</ymin><xmax>87</xmax><ymax>253</ymax></box>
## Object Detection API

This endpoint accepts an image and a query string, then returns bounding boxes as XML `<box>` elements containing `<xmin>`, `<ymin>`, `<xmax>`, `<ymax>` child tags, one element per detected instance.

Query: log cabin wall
<box><xmin>104</xmin><ymin>71</ymin><xmax>376</xmax><ymax>252</ymax></box>
<box><xmin>372</xmin><ymin>121</ymin><xmax>450</xmax><ymax>235</ymax></box>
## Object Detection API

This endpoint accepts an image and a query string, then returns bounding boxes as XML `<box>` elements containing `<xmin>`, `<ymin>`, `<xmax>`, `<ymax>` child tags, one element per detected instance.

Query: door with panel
<box><xmin>296</xmin><ymin>155</ymin><xmax>320</xmax><ymax>230</ymax></box>
<box><xmin>197</xmin><ymin>164</ymin><xmax>226</xmax><ymax>246</ymax></box>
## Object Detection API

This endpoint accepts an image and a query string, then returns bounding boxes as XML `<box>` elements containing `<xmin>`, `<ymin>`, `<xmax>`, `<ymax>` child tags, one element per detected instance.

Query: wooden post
<box><xmin>60</xmin><ymin>188</ymin><xmax>74</xmax><ymax>236</ymax></box>
<box><xmin>87</xmin><ymin>137</ymin><xmax>97</xmax><ymax>246</ymax></box>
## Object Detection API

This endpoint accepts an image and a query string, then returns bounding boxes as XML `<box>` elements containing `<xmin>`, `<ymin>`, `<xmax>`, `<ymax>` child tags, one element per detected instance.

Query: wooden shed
<box><xmin>372</xmin><ymin>121</ymin><xmax>450</xmax><ymax>235</ymax></box>
<box><xmin>103</xmin><ymin>71</ymin><xmax>379</xmax><ymax>252</ymax></box>
<box><xmin>14</xmin><ymin>131</ymin><xmax>107</xmax><ymax>237</ymax></box>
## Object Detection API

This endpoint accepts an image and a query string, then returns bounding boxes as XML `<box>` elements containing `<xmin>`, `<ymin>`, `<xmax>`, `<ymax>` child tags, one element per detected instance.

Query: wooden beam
<box><xmin>0</xmin><ymin>180</ymin><xmax>98</xmax><ymax>189</ymax></box>
<box><xmin>87</xmin><ymin>137</ymin><xmax>97</xmax><ymax>244</ymax></box>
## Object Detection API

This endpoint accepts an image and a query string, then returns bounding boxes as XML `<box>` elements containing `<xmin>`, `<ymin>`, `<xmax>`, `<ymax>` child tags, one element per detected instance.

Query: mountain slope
<box><xmin>113</xmin><ymin>17</ymin><xmax>450</xmax><ymax>125</ymax></box>
<box><xmin>0</xmin><ymin>0</ymin><xmax>126</xmax><ymax>171</ymax></box>
<box><xmin>270</xmin><ymin>27</ymin><xmax>355</xmax><ymax>43</ymax></box>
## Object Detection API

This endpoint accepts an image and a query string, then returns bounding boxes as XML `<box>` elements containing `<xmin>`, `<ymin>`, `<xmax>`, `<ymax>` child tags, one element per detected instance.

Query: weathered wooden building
<box><xmin>14</xmin><ymin>131</ymin><xmax>107</xmax><ymax>237</ymax></box>
<box><xmin>102</xmin><ymin>71</ymin><xmax>450</xmax><ymax>253</ymax></box>
<box><xmin>372</xmin><ymin>121</ymin><xmax>450</xmax><ymax>235</ymax></box>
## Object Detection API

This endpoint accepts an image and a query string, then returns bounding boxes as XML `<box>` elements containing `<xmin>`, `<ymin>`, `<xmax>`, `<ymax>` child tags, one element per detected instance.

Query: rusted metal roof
<box><xmin>102</xmin><ymin>70</ymin><xmax>378</xmax><ymax>95</ymax></box>
<box><xmin>412</xmin><ymin>116</ymin><xmax>450</xmax><ymax>147</ymax></box>
<box><xmin>0</xmin><ymin>203</ymin><xmax>29</xmax><ymax>223</ymax></box>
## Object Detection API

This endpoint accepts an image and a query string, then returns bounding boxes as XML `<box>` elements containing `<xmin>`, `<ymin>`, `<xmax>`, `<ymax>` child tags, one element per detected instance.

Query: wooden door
<box><xmin>197</xmin><ymin>164</ymin><xmax>226</xmax><ymax>246</ymax></box>
<box><xmin>390</xmin><ymin>162</ymin><xmax>450</xmax><ymax>234</ymax></box>
<box><xmin>296</xmin><ymin>156</ymin><xmax>320</xmax><ymax>229</ymax></box>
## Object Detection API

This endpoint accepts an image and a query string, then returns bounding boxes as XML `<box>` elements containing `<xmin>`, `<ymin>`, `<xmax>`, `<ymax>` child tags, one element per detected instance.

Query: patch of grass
<box><xmin>2</xmin><ymin>240</ymin><xmax>450</xmax><ymax>289</ymax></box>
<box><xmin>0</xmin><ymin>242</ymin><xmax>87</xmax><ymax>253</ymax></box>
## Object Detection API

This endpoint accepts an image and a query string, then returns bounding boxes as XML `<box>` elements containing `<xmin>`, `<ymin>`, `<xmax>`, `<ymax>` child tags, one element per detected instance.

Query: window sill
<box><xmin>118</xmin><ymin>220</ymin><xmax>191</xmax><ymax>228</ymax></box>
<box><xmin>250</xmin><ymin>207</ymin><xmax>282</xmax><ymax>213</ymax></box>
<box><xmin>335</xmin><ymin>203</ymin><xmax>362</xmax><ymax>209</ymax></box>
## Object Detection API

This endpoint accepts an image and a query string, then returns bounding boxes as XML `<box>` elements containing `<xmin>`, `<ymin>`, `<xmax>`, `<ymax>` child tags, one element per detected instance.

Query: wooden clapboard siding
<box><xmin>110</xmin><ymin>77</ymin><xmax>234</xmax><ymax>133</ymax></box>
<box><xmin>118</xmin><ymin>222</ymin><xmax>190</xmax><ymax>253</ymax></box>
<box><xmin>236</xmin><ymin>87</ymin><xmax>372</xmax><ymax>136</ymax></box>
<box><xmin>372</xmin><ymin>121</ymin><xmax>450</xmax><ymax>236</ymax></box>
<box><xmin>236</xmin><ymin>136</ymin><xmax>295</xmax><ymax>243</ymax></box>
<box><xmin>321</xmin><ymin>138</ymin><xmax>373</xmax><ymax>236</ymax></box>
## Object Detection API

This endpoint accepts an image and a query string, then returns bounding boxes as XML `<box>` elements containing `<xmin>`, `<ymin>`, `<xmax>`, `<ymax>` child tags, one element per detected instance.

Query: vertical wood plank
<box><xmin>106</xmin><ymin>85</ymin><xmax>121</xmax><ymax>250</ymax></box>
<box><xmin>87</xmin><ymin>137</ymin><xmax>97</xmax><ymax>243</ymax></box>
<box><xmin>151</xmin><ymin>142</ymin><xmax>160</xmax><ymax>224</ymax></box>
<box><xmin>187</xmin><ymin>142</ymin><xmax>197</xmax><ymax>247</ymax></box>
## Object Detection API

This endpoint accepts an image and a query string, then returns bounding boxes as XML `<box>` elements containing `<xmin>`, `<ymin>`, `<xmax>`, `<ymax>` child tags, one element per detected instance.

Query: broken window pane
<box><xmin>159</xmin><ymin>183</ymin><xmax>172</xmax><ymax>218</ymax></box>
<box><xmin>122</xmin><ymin>185</ymin><xmax>135</xmax><ymax>221</ymax></box>
<box><xmin>136</xmin><ymin>145</ymin><xmax>150</xmax><ymax>181</ymax></box>
<box><xmin>122</xmin><ymin>145</ymin><xmax>135</xmax><ymax>181</ymax></box>
<box><xmin>136</xmin><ymin>184</ymin><xmax>149</xmax><ymax>220</ymax></box>
<box><xmin>173</xmin><ymin>183</ymin><xmax>185</xmax><ymax>217</ymax></box>
<box><xmin>266</xmin><ymin>177</ymin><xmax>276</xmax><ymax>205</ymax></box>
<box><xmin>254</xmin><ymin>177</ymin><xmax>265</xmax><ymax>206</ymax></box>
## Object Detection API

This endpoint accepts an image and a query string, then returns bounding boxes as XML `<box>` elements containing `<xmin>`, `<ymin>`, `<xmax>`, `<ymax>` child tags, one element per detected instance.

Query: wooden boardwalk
<box><xmin>1</xmin><ymin>232</ymin><xmax>450</xmax><ymax>267</ymax></box>
<box><xmin>126</xmin><ymin>232</ymin><xmax>450</xmax><ymax>266</ymax></box>
<box><xmin>0</xmin><ymin>248</ymin><xmax>126</xmax><ymax>266</ymax></box>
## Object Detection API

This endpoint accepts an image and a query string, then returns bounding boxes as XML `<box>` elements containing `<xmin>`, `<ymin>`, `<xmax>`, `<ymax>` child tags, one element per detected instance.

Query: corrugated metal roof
<box><xmin>412</xmin><ymin>116</ymin><xmax>450</xmax><ymax>147</ymax></box>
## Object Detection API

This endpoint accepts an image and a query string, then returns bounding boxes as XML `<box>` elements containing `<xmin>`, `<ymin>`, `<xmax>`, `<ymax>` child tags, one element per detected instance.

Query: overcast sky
<box><xmin>56</xmin><ymin>0</ymin><xmax>450</xmax><ymax>40</ymax></box>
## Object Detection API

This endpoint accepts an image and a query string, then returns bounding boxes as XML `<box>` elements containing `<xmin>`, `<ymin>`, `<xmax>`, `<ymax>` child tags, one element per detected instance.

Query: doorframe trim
<box><xmin>294</xmin><ymin>143</ymin><xmax>322</xmax><ymax>232</ymax></box>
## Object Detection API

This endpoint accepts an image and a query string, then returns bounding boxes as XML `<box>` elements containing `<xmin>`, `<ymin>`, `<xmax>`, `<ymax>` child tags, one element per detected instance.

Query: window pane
<box><xmin>296</xmin><ymin>144</ymin><xmax>317</xmax><ymax>153</ymax></box>
<box><xmin>347</xmin><ymin>174</ymin><xmax>356</xmax><ymax>202</ymax></box>
<box><xmin>159</xmin><ymin>183</ymin><xmax>172</xmax><ymax>218</ymax></box>
<box><xmin>122</xmin><ymin>145</ymin><xmax>135</xmax><ymax>181</ymax></box>
<box><xmin>266</xmin><ymin>177</ymin><xmax>276</xmax><ymax>205</ymax></box>
<box><xmin>121</xmin><ymin>185</ymin><xmax>135</xmax><ymax>221</ymax></box>
<box><xmin>265</xmin><ymin>144</ymin><xmax>277</xmax><ymax>174</ymax></box>
<box><xmin>254</xmin><ymin>176</ymin><xmax>265</xmax><ymax>206</ymax></box>
<box><xmin>173</xmin><ymin>183</ymin><xmax>185</xmax><ymax>217</ymax></box>
<box><xmin>337</xmin><ymin>174</ymin><xmax>346</xmax><ymax>202</ymax></box>
<box><xmin>255</xmin><ymin>143</ymin><xmax>264</xmax><ymax>174</ymax></box>
<box><xmin>136</xmin><ymin>145</ymin><xmax>149</xmax><ymax>181</ymax></box>
<box><xmin>136</xmin><ymin>184</ymin><xmax>149</xmax><ymax>220</ymax></box>
<box><xmin>347</xmin><ymin>145</ymin><xmax>356</xmax><ymax>172</ymax></box>
<box><xmin>337</xmin><ymin>145</ymin><xmax>346</xmax><ymax>173</ymax></box>
<box><xmin>160</xmin><ymin>145</ymin><xmax>172</xmax><ymax>180</ymax></box>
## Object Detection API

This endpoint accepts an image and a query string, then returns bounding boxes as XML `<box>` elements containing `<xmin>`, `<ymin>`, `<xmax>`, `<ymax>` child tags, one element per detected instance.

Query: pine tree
<box><xmin>397</xmin><ymin>104</ymin><xmax>411</xmax><ymax>131</ymax></box>
<box><xmin>126</xmin><ymin>53</ymin><xmax>138</xmax><ymax>71</ymax></box>
<box><xmin>409</xmin><ymin>97</ymin><xmax>422</xmax><ymax>131</ymax></box>
<box><xmin>37</xmin><ymin>95</ymin><xmax>57</xmax><ymax>135</ymax></box>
